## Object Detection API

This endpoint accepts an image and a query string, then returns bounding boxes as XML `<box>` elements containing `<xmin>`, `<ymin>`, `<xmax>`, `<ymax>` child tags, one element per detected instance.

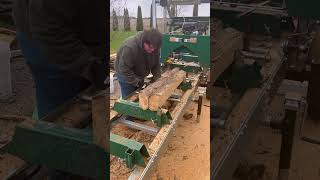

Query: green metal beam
<box><xmin>113</xmin><ymin>100</ymin><xmax>172</xmax><ymax>127</ymax></box>
<box><xmin>110</xmin><ymin>133</ymin><xmax>149</xmax><ymax>168</ymax></box>
<box><xmin>6</xmin><ymin>121</ymin><xmax>108</xmax><ymax>179</ymax></box>
<box><xmin>178</xmin><ymin>81</ymin><xmax>192</xmax><ymax>91</ymax></box>
<box><xmin>166</xmin><ymin>63</ymin><xmax>203</xmax><ymax>73</ymax></box>
<box><xmin>160</xmin><ymin>34</ymin><xmax>210</xmax><ymax>68</ymax></box>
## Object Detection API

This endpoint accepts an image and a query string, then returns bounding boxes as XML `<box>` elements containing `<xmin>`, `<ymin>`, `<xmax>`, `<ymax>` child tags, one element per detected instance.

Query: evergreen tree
<box><xmin>126</xmin><ymin>8</ymin><xmax>131</xmax><ymax>31</ymax></box>
<box><xmin>124</xmin><ymin>8</ymin><xmax>131</xmax><ymax>31</ymax></box>
<box><xmin>123</xmin><ymin>8</ymin><xmax>127</xmax><ymax>30</ymax></box>
<box><xmin>112</xmin><ymin>9</ymin><xmax>118</xmax><ymax>31</ymax></box>
<box><xmin>193</xmin><ymin>4</ymin><xmax>198</xmax><ymax>17</ymax></box>
<box><xmin>136</xmin><ymin>6</ymin><xmax>143</xmax><ymax>31</ymax></box>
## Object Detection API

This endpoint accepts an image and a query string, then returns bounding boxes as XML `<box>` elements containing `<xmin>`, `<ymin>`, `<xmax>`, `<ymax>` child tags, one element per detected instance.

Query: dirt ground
<box><xmin>244</xmin><ymin>93</ymin><xmax>320</xmax><ymax>180</ymax></box>
<box><xmin>150</xmin><ymin>99</ymin><xmax>210</xmax><ymax>180</ymax></box>
<box><xmin>0</xmin><ymin>56</ymin><xmax>35</xmax><ymax>179</ymax></box>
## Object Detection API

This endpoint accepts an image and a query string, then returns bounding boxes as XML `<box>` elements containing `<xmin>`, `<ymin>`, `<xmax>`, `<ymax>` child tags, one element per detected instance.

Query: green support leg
<box><xmin>113</xmin><ymin>100</ymin><xmax>172</xmax><ymax>127</ymax></box>
<box><xmin>110</xmin><ymin>133</ymin><xmax>149</xmax><ymax>168</ymax></box>
<box><xmin>6</xmin><ymin>120</ymin><xmax>151</xmax><ymax>176</ymax></box>
<box><xmin>6</xmin><ymin>121</ymin><xmax>108</xmax><ymax>180</ymax></box>
<box><xmin>178</xmin><ymin>81</ymin><xmax>192</xmax><ymax>91</ymax></box>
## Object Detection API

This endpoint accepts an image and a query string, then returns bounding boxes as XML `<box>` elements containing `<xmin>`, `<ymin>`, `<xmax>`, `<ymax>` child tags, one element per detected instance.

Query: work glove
<box><xmin>135</xmin><ymin>79</ymin><xmax>145</xmax><ymax>89</ymax></box>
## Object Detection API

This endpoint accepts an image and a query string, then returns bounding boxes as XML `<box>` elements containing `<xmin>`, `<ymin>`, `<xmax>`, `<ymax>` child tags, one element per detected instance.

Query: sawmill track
<box><xmin>211</xmin><ymin>33</ymin><xmax>285</xmax><ymax>179</ymax></box>
<box><xmin>110</xmin><ymin>73</ymin><xmax>200</xmax><ymax>180</ymax></box>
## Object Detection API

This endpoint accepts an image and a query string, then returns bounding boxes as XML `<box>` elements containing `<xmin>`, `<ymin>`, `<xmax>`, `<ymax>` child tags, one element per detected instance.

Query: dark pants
<box><xmin>17</xmin><ymin>32</ymin><xmax>90</xmax><ymax>179</ymax></box>
<box><xmin>117</xmin><ymin>74</ymin><xmax>138</xmax><ymax>99</ymax></box>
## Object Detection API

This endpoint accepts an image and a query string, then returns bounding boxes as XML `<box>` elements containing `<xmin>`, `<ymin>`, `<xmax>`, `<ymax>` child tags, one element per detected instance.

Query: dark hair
<box><xmin>142</xmin><ymin>29</ymin><xmax>162</xmax><ymax>49</ymax></box>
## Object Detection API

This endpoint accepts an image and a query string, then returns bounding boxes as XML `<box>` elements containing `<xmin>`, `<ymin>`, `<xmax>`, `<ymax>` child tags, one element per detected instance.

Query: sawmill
<box><xmin>211</xmin><ymin>0</ymin><xmax>320</xmax><ymax>180</ymax></box>
<box><xmin>0</xmin><ymin>0</ymin><xmax>210</xmax><ymax>179</ymax></box>
<box><xmin>109</xmin><ymin>1</ymin><xmax>210</xmax><ymax>179</ymax></box>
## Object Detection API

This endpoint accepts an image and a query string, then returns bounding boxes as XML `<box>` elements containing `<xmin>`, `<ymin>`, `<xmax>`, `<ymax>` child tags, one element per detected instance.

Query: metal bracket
<box><xmin>118</xmin><ymin>118</ymin><xmax>159</xmax><ymax>136</ymax></box>
<box><xmin>113</xmin><ymin>100</ymin><xmax>172</xmax><ymax>127</ymax></box>
<box><xmin>178</xmin><ymin>80</ymin><xmax>193</xmax><ymax>91</ymax></box>
<box><xmin>110</xmin><ymin>133</ymin><xmax>150</xmax><ymax>168</ymax></box>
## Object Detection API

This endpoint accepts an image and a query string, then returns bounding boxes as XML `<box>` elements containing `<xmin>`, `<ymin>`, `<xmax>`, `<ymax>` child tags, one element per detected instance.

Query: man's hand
<box><xmin>136</xmin><ymin>79</ymin><xmax>145</xmax><ymax>88</ymax></box>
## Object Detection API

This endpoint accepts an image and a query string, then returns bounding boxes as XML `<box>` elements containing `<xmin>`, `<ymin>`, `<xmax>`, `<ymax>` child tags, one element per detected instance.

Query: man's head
<box><xmin>142</xmin><ymin>29</ymin><xmax>162</xmax><ymax>54</ymax></box>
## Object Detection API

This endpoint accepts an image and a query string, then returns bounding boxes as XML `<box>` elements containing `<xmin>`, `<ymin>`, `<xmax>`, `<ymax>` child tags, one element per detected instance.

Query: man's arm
<box><xmin>118</xmin><ymin>47</ymin><xmax>143</xmax><ymax>87</ymax></box>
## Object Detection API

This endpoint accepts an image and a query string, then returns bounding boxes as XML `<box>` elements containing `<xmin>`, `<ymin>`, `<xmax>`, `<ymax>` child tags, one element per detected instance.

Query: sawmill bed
<box><xmin>110</xmin><ymin>74</ymin><xmax>201</xmax><ymax>180</ymax></box>
<box><xmin>211</xmin><ymin>37</ymin><xmax>284</xmax><ymax>179</ymax></box>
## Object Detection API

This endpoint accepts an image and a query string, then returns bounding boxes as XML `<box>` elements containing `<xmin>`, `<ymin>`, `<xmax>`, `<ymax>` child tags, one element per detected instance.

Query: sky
<box><xmin>110</xmin><ymin>0</ymin><xmax>210</xmax><ymax>18</ymax></box>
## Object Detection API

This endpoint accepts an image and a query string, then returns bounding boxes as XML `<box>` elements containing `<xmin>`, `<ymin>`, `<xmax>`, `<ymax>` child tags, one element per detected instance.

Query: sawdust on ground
<box><xmin>0</xmin><ymin>117</ymin><xmax>26</xmax><ymax>179</ymax></box>
<box><xmin>150</xmin><ymin>99</ymin><xmax>210</xmax><ymax>180</ymax></box>
<box><xmin>212</xmin><ymin>37</ymin><xmax>283</xmax><ymax>167</ymax></box>
<box><xmin>245</xmin><ymin>91</ymin><xmax>320</xmax><ymax>180</ymax></box>
<box><xmin>110</xmin><ymin>123</ymin><xmax>157</xmax><ymax>180</ymax></box>
<box><xmin>0</xmin><ymin>56</ymin><xmax>34</xmax><ymax>179</ymax></box>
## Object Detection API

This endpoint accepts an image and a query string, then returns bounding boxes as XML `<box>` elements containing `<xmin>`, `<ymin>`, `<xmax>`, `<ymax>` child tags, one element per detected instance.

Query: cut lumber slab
<box><xmin>139</xmin><ymin>68</ymin><xmax>180</xmax><ymax>110</ymax></box>
<box><xmin>211</xmin><ymin>28</ymin><xmax>243</xmax><ymax>84</ymax></box>
<box><xmin>148</xmin><ymin>74</ymin><xmax>199</xmax><ymax>155</ymax></box>
<box><xmin>148</xmin><ymin>70</ymin><xmax>186</xmax><ymax>111</ymax></box>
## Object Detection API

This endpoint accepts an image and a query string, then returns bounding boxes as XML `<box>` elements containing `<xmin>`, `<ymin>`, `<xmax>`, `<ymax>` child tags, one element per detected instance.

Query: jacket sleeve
<box><xmin>118</xmin><ymin>47</ymin><xmax>143</xmax><ymax>86</ymax></box>
<box><xmin>151</xmin><ymin>52</ymin><xmax>161</xmax><ymax>81</ymax></box>
<box><xmin>29</xmin><ymin>0</ymin><xmax>97</xmax><ymax>70</ymax></box>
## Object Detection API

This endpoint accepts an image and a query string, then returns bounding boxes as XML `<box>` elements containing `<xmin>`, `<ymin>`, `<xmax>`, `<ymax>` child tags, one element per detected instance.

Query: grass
<box><xmin>110</xmin><ymin>31</ymin><xmax>137</xmax><ymax>54</ymax></box>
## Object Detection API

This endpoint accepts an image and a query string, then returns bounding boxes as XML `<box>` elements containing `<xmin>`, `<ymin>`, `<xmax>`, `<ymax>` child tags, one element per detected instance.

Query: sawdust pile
<box><xmin>0</xmin><ymin>119</ymin><xmax>25</xmax><ymax>179</ymax></box>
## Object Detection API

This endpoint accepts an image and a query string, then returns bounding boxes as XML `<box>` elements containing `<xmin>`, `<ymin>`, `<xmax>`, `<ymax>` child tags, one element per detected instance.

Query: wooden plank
<box><xmin>92</xmin><ymin>92</ymin><xmax>109</xmax><ymax>151</ymax></box>
<box><xmin>148</xmin><ymin>70</ymin><xmax>186</xmax><ymax>111</ymax></box>
<box><xmin>211</xmin><ymin>28</ymin><xmax>243</xmax><ymax>84</ymax></box>
<box><xmin>139</xmin><ymin>68</ymin><xmax>180</xmax><ymax>110</ymax></box>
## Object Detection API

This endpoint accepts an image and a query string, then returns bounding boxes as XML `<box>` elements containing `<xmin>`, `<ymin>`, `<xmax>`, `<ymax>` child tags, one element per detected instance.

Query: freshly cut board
<box><xmin>139</xmin><ymin>68</ymin><xmax>186</xmax><ymax>111</ymax></box>
<box><xmin>212</xmin><ymin>27</ymin><xmax>243</xmax><ymax>84</ymax></box>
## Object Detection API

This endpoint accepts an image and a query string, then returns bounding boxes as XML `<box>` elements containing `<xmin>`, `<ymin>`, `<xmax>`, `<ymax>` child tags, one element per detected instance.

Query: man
<box><xmin>13</xmin><ymin>0</ymin><xmax>107</xmax><ymax>118</ymax></box>
<box><xmin>115</xmin><ymin>29</ymin><xmax>162</xmax><ymax>99</ymax></box>
<box><xmin>12</xmin><ymin>0</ymin><xmax>107</xmax><ymax>179</ymax></box>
